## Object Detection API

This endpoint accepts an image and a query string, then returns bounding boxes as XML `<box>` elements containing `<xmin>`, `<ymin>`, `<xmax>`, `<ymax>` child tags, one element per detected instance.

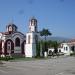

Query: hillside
<box><xmin>40</xmin><ymin>36</ymin><xmax>70</xmax><ymax>42</ymax></box>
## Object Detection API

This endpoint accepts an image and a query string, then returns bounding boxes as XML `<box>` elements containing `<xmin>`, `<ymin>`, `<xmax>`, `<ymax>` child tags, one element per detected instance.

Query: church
<box><xmin>0</xmin><ymin>17</ymin><xmax>39</xmax><ymax>57</ymax></box>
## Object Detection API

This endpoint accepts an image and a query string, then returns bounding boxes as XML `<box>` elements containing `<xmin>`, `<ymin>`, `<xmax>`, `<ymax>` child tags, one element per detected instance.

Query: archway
<box><xmin>4</xmin><ymin>39</ymin><xmax>14</xmax><ymax>55</ymax></box>
<box><xmin>71</xmin><ymin>46</ymin><xmax>75</xmax><ymax>52</ymax></box>
<box><xmin>15</xmin><ymin>37</ymin><xmax>20</xmax><ymax>47</ymax></box>
<box><xmin>0</xmin><ymin>40</ymin><xmax>2</xmax><ymax>54</ymax></box>
<box><xmin>21</xmin><ymin>41</ymin><xmax>26</xmax><ymax>54</ymax></box>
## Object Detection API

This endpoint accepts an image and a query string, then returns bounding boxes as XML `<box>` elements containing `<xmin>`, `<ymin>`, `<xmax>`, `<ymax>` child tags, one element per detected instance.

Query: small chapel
<box><xmin>0</xmin><ymin>17</ymin><xmax>39</xmax><ymax>57</ymax></box>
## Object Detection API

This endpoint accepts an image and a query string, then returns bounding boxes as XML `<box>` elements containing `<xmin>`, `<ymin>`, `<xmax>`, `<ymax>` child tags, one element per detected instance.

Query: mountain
<box><xmin>40</xmin><ymin>36</ymin><xmax>70</xmax><ymax>42</ymax></box>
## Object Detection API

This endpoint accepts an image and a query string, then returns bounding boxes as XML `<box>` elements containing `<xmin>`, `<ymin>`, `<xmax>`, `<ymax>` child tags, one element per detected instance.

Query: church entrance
<box><xmin>4</xmin><ymin>39</ymin><xmax>14</xmax><ymax>55</ymax></box>
<box><xmin>0</xmin><ymin>40</ymin><xmax>2</xmax><ymax>54</ymax></box>
<box><xmin>21</xmin><ymin>41</ymin><xmax>26</xmax><ymax>54</ymax></box>
<box><xmin>71</xmin><ymin>46</ymin><xmax>75</xmax><ymax>52</ymax></box>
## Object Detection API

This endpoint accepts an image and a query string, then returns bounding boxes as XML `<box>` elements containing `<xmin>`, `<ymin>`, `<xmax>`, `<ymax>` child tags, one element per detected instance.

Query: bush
<box><xmin>70</xmin><ymin>52</ymin><xmax>75</xmax><ymax>56</ymax></box>
<box><xmin>34</xmin><ymin>55</ymin><xmax>45</xmax><ymax>59</ymax></box>
<box><xmin>0</xmin><ymin>56</ymin><xmax>14</xmax><ymax>61</ymax></box>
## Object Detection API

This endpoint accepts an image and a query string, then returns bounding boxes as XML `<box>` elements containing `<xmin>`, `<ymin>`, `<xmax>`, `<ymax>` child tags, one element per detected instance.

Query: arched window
<box><xmin>71</xmin><ymin>46</ymin><xmax>75</xmax><ymax>52</ymax></box>
<box><xmin>7</xmin><ymin>41</ymin><xmax>11</xmax><ymax>50</ymax></box>
<box><xmin>28</xmin><ymin>35</ymin><xmax>30</xmax><ymax>44</ymax></box>
<box><xmin>59</xmin><ymin>49</ymin><xmax>61</xmax><ymax>52</ymax></box>
<box><xmin>15</xmin><ymin>37</ymin><xmax>20</xmax><ymax>46</ymax></box>
<box><xmin>66</xmin><ymin>47</ymin><xmax>68</xmax><ymax>51</ymax></box>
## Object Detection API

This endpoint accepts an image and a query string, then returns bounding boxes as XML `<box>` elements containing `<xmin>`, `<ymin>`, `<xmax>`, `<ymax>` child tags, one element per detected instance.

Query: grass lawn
<box><xmin>9</xmin><ymin>56</ymin><xmax>48</xmax><ymax>62</ymax></box>
<box><xmin>0</xmin><ymin>55</ymin><xmax>48</xmax><ymax>62</ymax></box>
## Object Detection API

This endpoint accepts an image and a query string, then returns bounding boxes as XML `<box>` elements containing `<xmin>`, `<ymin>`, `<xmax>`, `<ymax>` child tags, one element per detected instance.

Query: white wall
<box><xmin>48</xmin><ymin>43</ymin><xmax>72</xmax><ymax>55</ymax></box>
<box><xmin>25</xmin><ymin>44</ymin><xmax>36</xmax><ymax>57</ymax></box>
<box><xmin>25</xmin><ymin>32</ymin><xmax>37</xmax><ymax>57</ymax></box>
<box><xmin>61</xmin><ymin>43</ymin><xmax>71</xmax><ymax>55</ymax></box>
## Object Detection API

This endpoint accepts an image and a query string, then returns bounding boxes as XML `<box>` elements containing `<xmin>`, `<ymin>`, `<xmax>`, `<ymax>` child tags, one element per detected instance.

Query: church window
<box><xmin>66</xmin><ymin>47</ymin><xmax>68</xmax><ymax>51</ymax></box>
<box><xmin>9</xmin><ymin>26</ymin><xmax>12</xmax><ymax>31</ymax></box>
<box><xmin>28</xmin><ymin>35</ymin><xmax>30</xmax><ymax>44</ymax></box>
<box><xmin>32</xmin><ymin>20</ymin><xmax>34</xmax><ymax>25</ymax></box>
<box><xmin>7</xmin><ymin>41</ymin><xmax>11</xmax><ymax>50</ymax></box>
<box><xmin>64</xmin><ymin>47</ymin><xmax>65</xmax><ymax>51</ymax></box>
<box><xmin>15</xmin><ymin>37</ymin><xmax>20</xmax><ymax>46</ymax></box>
<box><xmin>59</xmin><ymin>49</ymin><xmax>61</xmax><ymax>52</ymax></box>
<box><xmin>71</xmin><ymin>46</ymin><xmax>75</xmax><ymax>52</ymax></box>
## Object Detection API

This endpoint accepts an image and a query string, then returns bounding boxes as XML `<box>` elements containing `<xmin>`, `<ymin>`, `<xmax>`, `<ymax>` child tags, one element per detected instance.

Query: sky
<box><xmin>0</xmin><ymin>0</ymin><xmax>75</xmax><ymax>38</ymax></box>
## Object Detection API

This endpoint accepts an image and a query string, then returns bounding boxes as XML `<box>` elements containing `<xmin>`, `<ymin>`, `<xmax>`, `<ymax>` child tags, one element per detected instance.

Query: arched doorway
<box><xmin>21</xmin><ymin>41</ymin><xmax>26</xmax><ymax>54</ymax></box>
<box><xmin>4</xmin><ymin>39</ymin><xmax>14</xmax><ymax>55</ymax></box>
<box><xmin>71</xmin><ymin>46</ymin><xmax>75</xmax><ymax>52</ymax></box>
<box><xmin>15</xmin><ymin>37</ymin><xmax>20</xmax><ymax>47</ymax></box>
<box><xmin>0</xmin><ymin>40</ymin><xmax>2</xmax><ymax>54</ymax></box>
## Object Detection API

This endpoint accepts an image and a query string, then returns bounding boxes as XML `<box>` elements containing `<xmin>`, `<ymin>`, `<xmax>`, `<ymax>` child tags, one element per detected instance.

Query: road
<box><xmin>0</xmin><ymin>56</ymin><xmax>75</xmax><ymax>75</ymax></box>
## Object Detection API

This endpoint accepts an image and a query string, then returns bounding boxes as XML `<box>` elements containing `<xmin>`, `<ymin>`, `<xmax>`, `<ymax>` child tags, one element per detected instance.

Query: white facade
<box><xmin>25</xmin><ymin>17</ymin><xmax>39</xmax><ymax>57</ymax></box>
<box><xmin>25</xmin><ymin>32</ymin><xmax>37</xmax><ymax>57</ymax></box>
<box><xmin>48</xmin><ymin>42</ymin><xmax>74</xmax><ymax>56</ymax></box>
<box><xmin>60</xmin><ymin>43</ymin><xmax>71</xmax><ymax>55</ymax></box>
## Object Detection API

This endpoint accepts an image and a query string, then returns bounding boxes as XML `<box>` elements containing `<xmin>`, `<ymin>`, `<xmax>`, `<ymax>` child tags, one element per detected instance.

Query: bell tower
<box><xmin>25</xmin><ymin>17</ymin><xmax>38</xmax><ymax>57</ymax></box>
<box><xmin>29</xmin><ymin>17</ymin><xmax>37</xmax><ymax>32</ymax></box>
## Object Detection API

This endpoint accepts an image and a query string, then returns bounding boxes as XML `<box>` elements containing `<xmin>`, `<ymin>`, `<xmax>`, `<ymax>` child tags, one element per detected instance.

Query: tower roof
<box><xmin>6</xmin><ymin>23</ymin><xmax>17</xmax><ymax>29</ymax></box>
<box><xmin>30</xmin><ymin>16</ymin><xmax>37</xmax><ymax>21</ymax></box>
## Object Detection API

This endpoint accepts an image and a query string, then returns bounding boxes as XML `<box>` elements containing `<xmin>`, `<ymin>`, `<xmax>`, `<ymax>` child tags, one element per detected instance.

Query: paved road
<box><xmin>0</xmin><ymin>56</ymin><xmax>75</xmax><ymax>75</ymax></box>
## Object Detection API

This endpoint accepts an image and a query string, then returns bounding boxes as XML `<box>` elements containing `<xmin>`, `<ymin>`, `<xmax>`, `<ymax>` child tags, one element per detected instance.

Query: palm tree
<box><xmin>40</xmin><ymin>28</ymin><xmax>52</xmax><ymax>52</ymax></box>
<box><xmin>40</xmin><ymin>29</ymin><xmax>52</xmax><ymax>41</ymax></box>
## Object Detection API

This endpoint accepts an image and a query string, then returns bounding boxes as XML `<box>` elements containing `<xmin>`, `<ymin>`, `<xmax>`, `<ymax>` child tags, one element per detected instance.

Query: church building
<box><xmin>0</xmin><ymin>17</ymin><xmax>39</xmax><ymax>57</ymax></box>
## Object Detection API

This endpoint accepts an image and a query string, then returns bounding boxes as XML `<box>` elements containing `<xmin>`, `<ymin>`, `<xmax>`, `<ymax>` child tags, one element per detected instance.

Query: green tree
<box><xmin>40</xmin><ymin>29</ymin><xmax>52</xmax><ymax>41</ymax></box>
<box><xmin>35</xmin><ymin>35</ymin><xmax>40</xmax><ymax>57</ymax></box>
<box><xmin>40</xmin><ymin>28</ymin><xmax>52</xmax><ymax>52</ymax></box>
<box><xmin>52</xmin><ymin>41</ymin><xmax>60</xmax><ymax>54</ymax></box>
<box><xmin>47</xmin><ymin>40</ymin><xmax>53</xmax><ymax>48</ymax></box>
